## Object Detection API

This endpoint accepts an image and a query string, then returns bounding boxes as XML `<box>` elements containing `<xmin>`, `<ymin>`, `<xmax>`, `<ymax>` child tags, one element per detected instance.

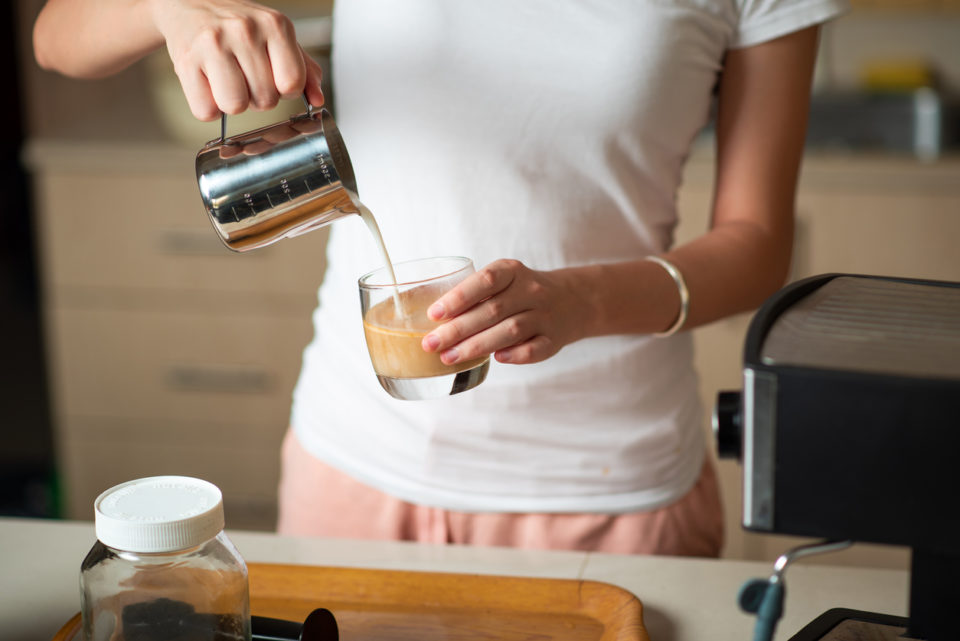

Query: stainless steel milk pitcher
<box><xmin>196</xmin><ymin>102</ymin><xmax>360</xmax><ymax>252</ymax></box>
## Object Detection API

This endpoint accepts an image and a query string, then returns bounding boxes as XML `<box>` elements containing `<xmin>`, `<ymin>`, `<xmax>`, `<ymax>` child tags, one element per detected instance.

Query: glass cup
<box><xmin>359</xmin><ymin>256</ymin><xmax>490</xmax><ymax>400</ymax></box>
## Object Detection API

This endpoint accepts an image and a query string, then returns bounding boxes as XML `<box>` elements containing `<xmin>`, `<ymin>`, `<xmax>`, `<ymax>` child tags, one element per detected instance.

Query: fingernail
<box><xmin>441</xmin><ymin>348</ymin><xmax>459</xmax><ymax>364</ymax></box>
<box><xmin>428</xmin><ymin>302</ymin><xmax>445</xmax><ymax>320</ymax></box>
<box><xmin>422</xmin><ymin>334</ymin><xmax>440</xmax><ymax>351</ymax></box>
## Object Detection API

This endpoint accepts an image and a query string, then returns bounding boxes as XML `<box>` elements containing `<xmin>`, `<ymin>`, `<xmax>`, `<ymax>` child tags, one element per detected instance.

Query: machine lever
<box><xmin>738</xmin><ymin>539</ymin><xmax>853</xmax><ymax>641</ymax></box>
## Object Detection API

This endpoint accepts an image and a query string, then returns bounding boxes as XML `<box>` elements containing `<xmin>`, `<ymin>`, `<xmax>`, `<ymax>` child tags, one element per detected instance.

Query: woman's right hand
<box><xmin>149</xmin><ymin>0</ymin><xmax>324</xmax><ymax>120</ymax></box>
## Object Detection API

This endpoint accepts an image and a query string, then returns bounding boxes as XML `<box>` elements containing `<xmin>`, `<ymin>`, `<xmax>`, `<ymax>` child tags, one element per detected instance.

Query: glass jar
<box><xmin>80</xmin><ymin>476</ymin><xmax>251</xmax><ymax>641</ymax></box>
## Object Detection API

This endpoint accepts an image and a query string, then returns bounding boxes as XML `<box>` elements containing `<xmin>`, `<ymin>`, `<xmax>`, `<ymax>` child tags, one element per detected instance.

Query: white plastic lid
<box><xmin>94</xmin><ymin>476</ymin><xmax>225</xmax><ymax>553</ymax></box>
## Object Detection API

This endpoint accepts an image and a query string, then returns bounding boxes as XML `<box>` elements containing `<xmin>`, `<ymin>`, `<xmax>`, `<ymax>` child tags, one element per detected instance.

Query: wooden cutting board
<box><xmin>53</xmin><ymin>562</ymin><xmax>650</xmax><ymax>641</ymax></box>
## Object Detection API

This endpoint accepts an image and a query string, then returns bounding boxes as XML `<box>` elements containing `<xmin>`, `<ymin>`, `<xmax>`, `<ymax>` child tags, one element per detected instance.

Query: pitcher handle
<box><xmin>216</xmin><ymin>94</ymin><xmax>315</xmax><ymax>144</ymax></box>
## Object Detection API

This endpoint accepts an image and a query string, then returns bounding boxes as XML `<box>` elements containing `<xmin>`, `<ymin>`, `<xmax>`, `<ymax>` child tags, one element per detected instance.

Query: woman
<box><xmin>34</xmin><ymin>0</ymin><xmax>846</xmax><ymax>555</ymax></box>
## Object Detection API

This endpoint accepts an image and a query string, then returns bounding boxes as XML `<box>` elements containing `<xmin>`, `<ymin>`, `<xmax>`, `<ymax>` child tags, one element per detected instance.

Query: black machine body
<box><xmin>713</xmin><ymin>273</ymin><xmax>960</xmax><ymax>640</ymax></box>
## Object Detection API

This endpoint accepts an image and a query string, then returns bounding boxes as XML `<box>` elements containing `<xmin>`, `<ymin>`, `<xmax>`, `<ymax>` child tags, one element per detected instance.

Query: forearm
<box><xmin>666</xmin><ymin>218</ymin><xmax>793</xmax><ymax>327</ymax></box>
<box><xmin>565</xmin><ymin>220</ymin><xmax>792</xmax><ymax>338</ymax></box>
<box><xmin>33</xmin><ymin>0</ymin><xmax>164</xmax><ymax>78</ymax></box>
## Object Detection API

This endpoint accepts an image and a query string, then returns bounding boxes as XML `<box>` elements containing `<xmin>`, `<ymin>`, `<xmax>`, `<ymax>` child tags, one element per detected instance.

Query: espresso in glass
<box><xmin>359</xmin><ymin>256</ymin><xmax>490</xmax><ymax>400</ymax></box>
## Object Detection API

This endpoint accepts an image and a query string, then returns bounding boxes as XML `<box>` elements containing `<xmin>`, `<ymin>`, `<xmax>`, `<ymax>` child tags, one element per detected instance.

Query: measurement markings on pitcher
<box><xmin>315</xmin><ymin>154</ymin><xmax>334</xmax><ymax>183</ymax></box>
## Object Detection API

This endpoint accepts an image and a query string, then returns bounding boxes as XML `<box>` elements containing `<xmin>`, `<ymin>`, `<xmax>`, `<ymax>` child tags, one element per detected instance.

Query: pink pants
<box><xmin>277</xmin><ymin>428</ymin><xmax>724</xmax><ymax>556</ymax></box>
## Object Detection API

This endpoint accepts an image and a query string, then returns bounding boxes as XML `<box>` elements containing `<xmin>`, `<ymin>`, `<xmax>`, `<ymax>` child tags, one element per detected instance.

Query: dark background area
<box><xmin>1</xmin><ymin>2</ymin><xmax>57</xmax><ymax>519</ymax></box>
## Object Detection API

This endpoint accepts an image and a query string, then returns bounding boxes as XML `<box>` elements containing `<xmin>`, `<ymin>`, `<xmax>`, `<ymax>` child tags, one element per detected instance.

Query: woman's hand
<box><xmin>33</xmin><ymin>0</ymin><xmax>323</xmax><ymax>120</ymax></box>
<box><xmin>421</xmin><ymin>259</ymin><xmax>592</xmax><ymax>366</ymax></box>
<box><xmin>150</xmin><ymin>0</ymin><xmax>324</xmax><ymax>120</ymax></box>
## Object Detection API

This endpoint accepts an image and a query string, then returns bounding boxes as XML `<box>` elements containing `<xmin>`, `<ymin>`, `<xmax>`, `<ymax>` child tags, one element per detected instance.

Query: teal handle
<box><xmin>738</xmin><ymin>578</ymin><xmax>785</xmax><ymax>641</ymax></box>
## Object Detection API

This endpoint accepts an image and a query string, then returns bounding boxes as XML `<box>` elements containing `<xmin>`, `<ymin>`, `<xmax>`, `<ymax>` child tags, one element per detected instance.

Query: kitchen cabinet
<box><xmin>25</xmin><ymin>141</ymin><xmax>329</xmax><ymax>530</ymax></box>
<box><xmin>677</xmin><ymin>150</ymin><xmax>960</xmax><ymax>568</ymax></box>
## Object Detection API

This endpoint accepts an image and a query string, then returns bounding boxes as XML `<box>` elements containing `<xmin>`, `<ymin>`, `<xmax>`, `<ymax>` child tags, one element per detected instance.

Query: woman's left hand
<box><xmin>420</xmin><ymin>259</ymin><xmax>590</xmax><ymax>365</ymax></box>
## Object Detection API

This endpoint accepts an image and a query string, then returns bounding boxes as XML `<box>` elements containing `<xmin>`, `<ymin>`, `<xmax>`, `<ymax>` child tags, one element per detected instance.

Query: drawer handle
<box><xmin>166</xmin><ymin>366</ymin><xmax>273</xmax><ymax>394</ymax></box>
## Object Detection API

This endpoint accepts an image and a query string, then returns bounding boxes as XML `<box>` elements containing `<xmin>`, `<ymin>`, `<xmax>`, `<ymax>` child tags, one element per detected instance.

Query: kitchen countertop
<box><xmin>0</xmin><ymin>517</ymin><xmax>910</xmax><ymax>641</ymax></box>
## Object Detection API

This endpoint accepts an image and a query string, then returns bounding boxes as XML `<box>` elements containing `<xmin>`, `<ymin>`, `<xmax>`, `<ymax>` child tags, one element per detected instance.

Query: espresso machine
<box><xmin>713</xmin><ymin>273</ymin><xmax>960</xmax><ymax>641</ymax></box>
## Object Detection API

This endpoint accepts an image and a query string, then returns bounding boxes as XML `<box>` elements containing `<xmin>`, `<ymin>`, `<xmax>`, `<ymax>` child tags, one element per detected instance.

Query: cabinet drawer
<box><xmin>59</xmin><ymin>417</ymin><xmax>282</xmax><ymax>528</ymax></box>
<box><xmin>32</xmin><ymin>167</ymin><xmax>330</xmax><ymax>295</ymax></box>
<box><xmin>796</xmin><ymin>189</ymin><xmax>960</xmax><ymax>281</ymax></box>
<box><xmin>48</xmin><ymin>307</ymin><xmax>315</xmax><ymax>425</ymax></box>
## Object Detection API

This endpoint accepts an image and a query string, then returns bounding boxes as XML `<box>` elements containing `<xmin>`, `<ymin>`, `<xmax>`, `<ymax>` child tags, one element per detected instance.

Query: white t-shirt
<box><xmin>290</xmin><ymin>0</ymin><xmax>847</xmax><ymax>513</ymax></box>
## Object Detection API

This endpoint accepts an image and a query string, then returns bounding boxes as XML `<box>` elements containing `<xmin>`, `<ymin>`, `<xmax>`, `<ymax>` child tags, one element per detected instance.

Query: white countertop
<box><xmin>0</xmin><ymin>517</ymin><xmax>909</xmax><ymax>641</ymax></box>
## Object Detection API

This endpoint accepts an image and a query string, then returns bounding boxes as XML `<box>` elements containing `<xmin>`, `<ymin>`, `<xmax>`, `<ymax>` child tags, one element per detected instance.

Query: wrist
<box><xmin>144</xmin><ymin>0</ymin><xmax>178</xmax><ymax>42</ymax></box>
<box><xmin>552</xmin><ymin>266</ymin><xmax>604</xmax><ymax>342</ymax></box>
<box><xmin>562</xmin><ymin>259</ymin><xmax>688</xmax><ymax>338</ymax></box>
<box><xmin>643</xmin><ymin>256</ymin><xmax>689</xmax><ymax>336</ymax></box>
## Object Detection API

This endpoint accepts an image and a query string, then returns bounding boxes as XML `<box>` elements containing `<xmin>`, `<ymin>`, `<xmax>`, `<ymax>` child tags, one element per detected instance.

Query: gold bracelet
<box><xmin>644</xmin><ymin>255</ymin><xmax>690</xmax><ymax>337</ymax></box>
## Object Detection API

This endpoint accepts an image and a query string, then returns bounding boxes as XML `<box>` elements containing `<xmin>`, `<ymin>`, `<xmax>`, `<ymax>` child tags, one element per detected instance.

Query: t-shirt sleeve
<box><xmin>731</xmin><ymin>0</ymin><xmax>850</xmax><ymax>49</ymax></box>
